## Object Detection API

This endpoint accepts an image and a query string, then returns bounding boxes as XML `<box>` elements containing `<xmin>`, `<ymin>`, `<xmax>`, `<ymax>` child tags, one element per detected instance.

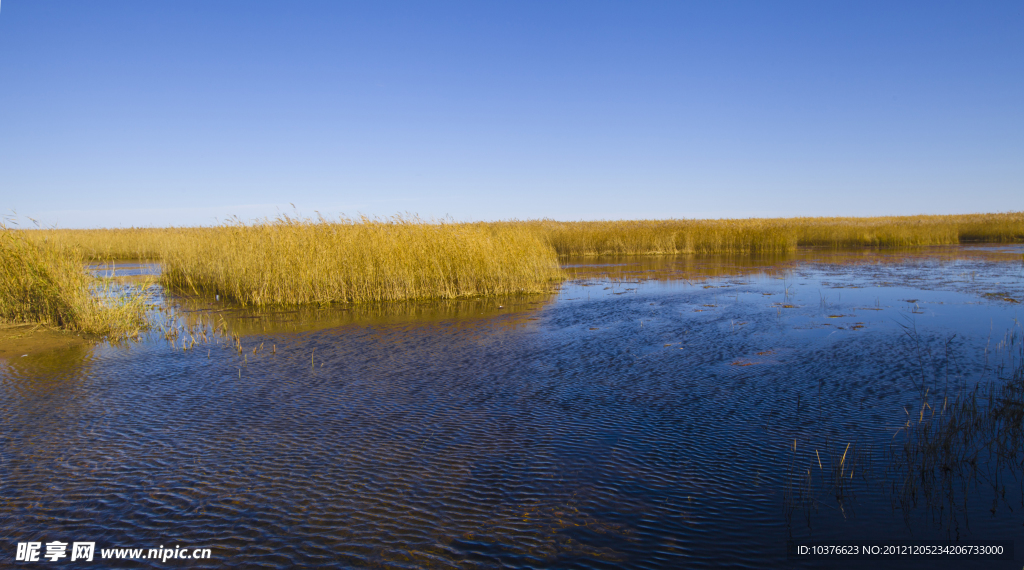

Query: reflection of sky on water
<box><xmin>963</xmin><ymin>244</ymin><xmax>1024</xmax><ymax>254</ymax></box>
<box><xmin>86</xmin><ymin>261</ymin><xmax>162</xmax><ymax>278</ymax></box>
<box><xmin>1</xmin><ymin>246</ymin><xmax>1021</xmax><ymax>569</ymax></box>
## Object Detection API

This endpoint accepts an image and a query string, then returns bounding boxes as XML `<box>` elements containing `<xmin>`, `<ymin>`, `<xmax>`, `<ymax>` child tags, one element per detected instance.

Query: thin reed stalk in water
<box><xmin>20</xmin><ymin>212</ymin><xmax>1023</xmax><ymax>261</ymax></box>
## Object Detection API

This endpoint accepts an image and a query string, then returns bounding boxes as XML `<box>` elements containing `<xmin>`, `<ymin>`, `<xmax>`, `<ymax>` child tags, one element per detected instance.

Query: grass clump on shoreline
<box><xmin>161</xmin><ymin>215</ymin><xmax>565</xmax><ymax>306</ymax></box>
<box><xmin>0</xmin><ymin>227</ymin><xmax>150</xmax><ymax>339</ymax></box>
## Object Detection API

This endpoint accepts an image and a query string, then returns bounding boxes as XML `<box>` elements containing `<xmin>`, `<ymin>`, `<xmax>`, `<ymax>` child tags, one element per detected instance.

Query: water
<box><xmin>2</xmin><ymin>247</ymin><xmax>1023</xmax><ymax>568</ymax></box>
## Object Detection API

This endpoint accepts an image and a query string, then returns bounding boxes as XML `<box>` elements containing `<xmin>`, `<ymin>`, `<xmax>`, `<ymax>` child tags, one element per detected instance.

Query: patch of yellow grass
<box><xmin>22</xmin><ymin>212</ymin><xmax>1023</xmax><ymax>261</ymax></box>
<box><xmin>522</xmin><ymin>218</ymin><xmax>796</xmax><ymax>256</ymax></box>
<box><xmin>160</xmin><ymin>215</ymin><xmax>565</xmax><ymax>306</ymax></box>
<box><xmin>525</xmin><ymin>212</ymin><xmax>1023</xmax><ymax>256</ymax></box>
<box><xmin>0</xmin><ymin>227</ymin><xmax>150</xmax><ymax>338</ymax></box>
<box><xmin>17</xmin><ymin>227</ymin><xmax>187</xmax><ymax>260</ymax></box>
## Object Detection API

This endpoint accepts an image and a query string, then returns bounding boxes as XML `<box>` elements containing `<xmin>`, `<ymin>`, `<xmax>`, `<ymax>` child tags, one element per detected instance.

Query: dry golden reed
<box><xmin>0</xmin><ymin>227</ymin><xmax>149</xmax><ymax>338</ymax></box>
<box><xmin>12</xmin><ymin>212</ymin><xmax>1022</xmax><ymax>308</ymax></box>
<box><xmin>21</xmin><ymin>212</ymin><xmax>1023</xmax><ymax>260</ymax></box>
<box><xmin>160</xmin><ymin>215</ymin><xmax>565</xmax><ymax>306</ymax></box>
<box><xmin>17</xmin><ymin>227</ymin><xmax>188</xmax><ymax>260</ymax></box>
<box><xmin>526</xmin><ymin>212</ymin><xmax>1024</xmax><ymax>256</ymax></box>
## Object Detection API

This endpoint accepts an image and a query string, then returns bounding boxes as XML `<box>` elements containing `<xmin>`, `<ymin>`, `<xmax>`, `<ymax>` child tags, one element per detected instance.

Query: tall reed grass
<box><xmin>161</xmin><ymin>215</ymin><xmax>565</xmax><ymax>306</ymax></box>
<box><xmin>20</xmin><ymin>212</ymin><xmax>1024</xmax><ymax>261</ymax></box>
<box><xmin>17</xmin><ymin>227</ymin><xmax>188</xmax><ymax>260</ymax></box>
<box><xmin>527</xmin><ymin>212</ymin><xmax>1024</xmax><ymax>256</ymax></box>
<box><xmin>0</xmin><ymin>227</ymin><xmax>150</xmax><ymax>338</ymax></box>
<box><xmin>521</xmin><ymin>218</ymin><xmax>797</xmax><ymax>256</ymax></box>
<box><xmin>887</xmin><ymin>323</ymin><xmax>1024</xmax><ymax>519</ymax></box>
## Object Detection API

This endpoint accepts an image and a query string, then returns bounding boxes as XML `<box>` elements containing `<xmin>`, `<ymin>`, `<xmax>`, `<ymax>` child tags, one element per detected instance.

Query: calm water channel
<box><xmin>2</xmin><ymin>246</ymin><xmax>1023</xmax><ymax>568</ymax></box>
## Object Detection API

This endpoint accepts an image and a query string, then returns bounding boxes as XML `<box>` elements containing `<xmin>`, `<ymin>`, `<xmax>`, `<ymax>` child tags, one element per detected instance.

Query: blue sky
<box><xmin>0</xmin><ymin>1</ymin><xmax>1021</xmax><ymax>228</ymax></box>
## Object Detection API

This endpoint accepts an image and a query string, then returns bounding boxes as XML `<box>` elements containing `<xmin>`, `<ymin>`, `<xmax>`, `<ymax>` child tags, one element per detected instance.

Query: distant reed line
<box><xmin>9</xmin><ymin>212</ymin><xmax>1022</xmax><ymax>308</ymax></box>
<box><xmin>888</xmin><ymin>325</ymin><xmax>1024</xmax><ymax>524</ymax></box>
<box><xmin>19</xmin><ymin>212</ymin><xmax>1023</xmax><ymax>261</ymax></box>
<box><xmin>524</xmin><ymin>212</ymin><xmax>1024</xmax><ymax>256</ymax></box>
<box><xmin>159</xmin><ymin>215</ymin><xmax>565</xmax><ymax>306</ymax></box>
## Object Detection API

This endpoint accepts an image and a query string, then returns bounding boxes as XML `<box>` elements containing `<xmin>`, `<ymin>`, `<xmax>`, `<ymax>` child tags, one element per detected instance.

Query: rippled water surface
<box><xmin>3</xmin><ymin>247</ymin><xmax>1024</xmax><ymax>568</ymax></box>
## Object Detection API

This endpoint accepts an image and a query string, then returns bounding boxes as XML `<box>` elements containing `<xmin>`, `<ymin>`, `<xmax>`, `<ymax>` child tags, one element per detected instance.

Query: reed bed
<box><xmin>0</xmin><ymin>227</ymin><xmax>150</xmax><ymax>338</ymax></box>
<box><xmin>161</xmin><ymin>215</ymin><xmax>565</xmax><ymax>306</ymax></box>
<box><xmin>954</xmin><ymin>212</ymin><xmax>1024</xmax><ymax>243</ymax></box>
<box><xmin>521</xmin><ymin>212</ymin><xmax>1024</xmax><ymax>256</ymax></box>
<box><xmin>887</xmin><ymin>325</ymin><xmax>1024</xmax><ymax>528</ymax></box>
<box><xmin>19</xmin><ymin>212</ymin><xmax>1023</xmax><ymax>261</ymax></box>
<box><xmin>788</xmin><ymin>212</ymin><xmax>1024</xmax><ymax>247</ymax></box>
<box><xmin>17</xmin><ymin>227</ymin><xmax>187</xmax><ymax>260</ymax></box>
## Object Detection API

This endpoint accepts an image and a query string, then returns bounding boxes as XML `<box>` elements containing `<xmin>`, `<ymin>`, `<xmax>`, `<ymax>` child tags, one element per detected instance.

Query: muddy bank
<box><xmin>0</xmin><ymin>322</ymin><xmax>92</xmax><ymax>360</ymax></box>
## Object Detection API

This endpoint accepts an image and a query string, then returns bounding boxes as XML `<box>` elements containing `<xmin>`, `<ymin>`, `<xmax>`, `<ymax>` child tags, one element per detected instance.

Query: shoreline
<box><xmin>0</xmin><ymin>322</ymin><xmax>93</xmax><ymax>360</ymax></box>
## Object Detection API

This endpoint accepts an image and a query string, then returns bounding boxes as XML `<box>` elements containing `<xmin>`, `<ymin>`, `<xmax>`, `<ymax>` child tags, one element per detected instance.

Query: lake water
<box><xmin>2</xmin><ymin>247</ymin><xmax>1023</xmax><ymax>568</ymax></box>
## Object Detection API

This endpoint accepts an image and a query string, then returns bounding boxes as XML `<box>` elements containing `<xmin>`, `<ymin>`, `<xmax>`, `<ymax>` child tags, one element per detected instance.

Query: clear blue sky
<box><xmin>1</xmin><ymin>1</ymin><xmax>1021</xmax><ymax>228</ymax></box>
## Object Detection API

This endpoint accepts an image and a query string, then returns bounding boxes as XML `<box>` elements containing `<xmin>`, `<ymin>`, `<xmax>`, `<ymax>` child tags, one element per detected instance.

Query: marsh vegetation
<box><xmin>10</xmin><ymin>212</ymin><xmax>1022</xmax><ymax>311</ymax></box>
<box><xmin>19</xmin><ymin>212</ymin><xmax>1024</xmax><ymax>260</ymax></box>
<box><xmin>0</xmin><ymin>226</ymin><xmax>150</xmax><ymax>339</ymax></box>
<box><xmin>887</xmin><ymin>325</ymin><xmax>1024</xmax><ymax>533</ymax></box>
<box><xmin>160</xmin><ymin>215</ymin><xmax>565</xmax><ymax>306</ymax></box>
